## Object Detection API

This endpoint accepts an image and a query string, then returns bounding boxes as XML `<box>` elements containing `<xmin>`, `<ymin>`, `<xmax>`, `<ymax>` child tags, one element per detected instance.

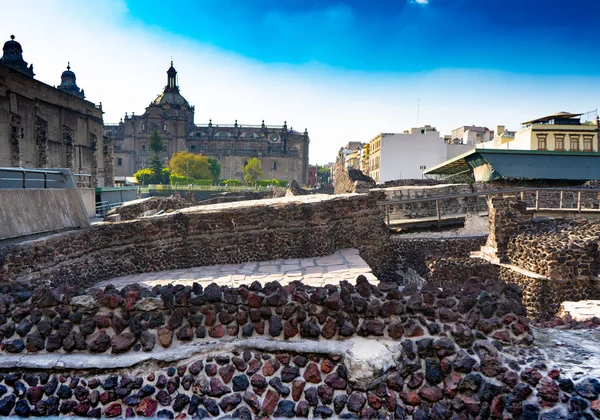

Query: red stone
<box><xmin>367</xmin><ymin>393</ymin><xmax>382</xmax><ymax>409</ymax></box>
<box><xmin>321</xmin><ymin>318</ymin><xmax>336</xmax><ymax>339</ymax></box>
<box><xmin>303</xmin><ymin>362</ymin><xmax>322</xmax><ymax>383</ymax></box>
<box><xmin>262</xmin><ymin>358</ymin><xmax>280</xmax><ymax>377</ymax></box>
<box><xmin>262</xmin><ymin>390</ymin><xmax>280</xmax><ymax>416</ymax></box>
<box><xmin>399</xmin><ymin>391</ymin><xmax>421</xmax><ymax>405</ymax></box>
<box><xmin>125</xmin><ymin>291</ymin><xmax>140</xmax><ymax>311</ymax></box>
<box><xmin>384</xmin><ymin>391</ymin><xmax>396</xmax><ymax>412</ymax></box>
<box><xmin>418</xmin><ymin>385</ymin><xmax>443</xmax><ymax>402</ymax></box>
<box><xmin>491</xmin><ymin>330</ymin><xmax>510</xmax><ymax>342</ymax></box>
<box><xmin>321</xmin><ymin>359</ymin><xmax>335</xmax><ymax>374</ymax></box>
<box><xmin>205</xmin><ymin>310</ymin><xmax>216</xmax><ymax>326</ymax></box>
<box><xmin>243</xmin><ymin>391</ymin><xmax>260</xmax><ymax>414</ymax></box>
<box><xmin>255</xmin><ymin>321</ymin><xmax>265</xmax><ymax>335</ymax></box>
<box><xmin>511</xmin><ymin>322</ymin><xmax>526</xmax><ymax>335</ymax></box>
<box><xmin>444</xmin><ymin>373</ymin><xmax>461</xmax><ymax>397</ymax></box>
<box><xmin>490</xmin><ymin>395</ymin><xmax>504</xmax><ymax>418</ymax></box>
<box><xmin>247</xmin><ymin>293</ymin><xmax>263</xmax><ymax>308</ymax></box>
<box><xmin>136</xmin><ymin>398</ymin><xmax>157</xmax><ymax>417</ymax></box>
<box><xmin>548</xmin><ymin>369</ymin><xmax>560</xmax><ymax>380</ymax></box>
<box><xmin>247</xmin><ymin>358</ymin><xmax>262</xmax><ymax>375</ymax></box>
<box><xmin>219</xmin><ymin>365</ymin><xmax>236</xmax><ymax>383</ymax></box>
<box><xmin>503</xmin><ymin>314</ymin><xmax>516</xmax><ymax>324</ymax></box>
<box><xmin>105</xmin><ymin>402</ymin><xmax>122</xmax><ymax>418</ymax></box>
<box><xmin>284</xmin><ymin>321</ymin><xmax>298</xmax><ymax>339</ymax></box>
<box><xmin>591</xmin><ymin>399</ymin><xmax>600</xmax><ymax>416</ymax></box>
<box><xmin>461</xmin><ymin>396</ymin><xmax>479</xmax><ymax>414</ymax></box>
<box><xmin>292</xmin><ymin>380</ymin><xmax>306</xmax><ymax>401</ymax></box>
<box><xmin>209</xmin><ymin>325</ymin><xmax>225</xmax><ymax>338</ymax></box>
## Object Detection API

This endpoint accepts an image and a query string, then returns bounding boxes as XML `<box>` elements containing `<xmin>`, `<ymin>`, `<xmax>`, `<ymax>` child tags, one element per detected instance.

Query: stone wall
<box><xmin>333</xmin><ymin>166</ymin><xmax>376</xmax><ymax>195</ymax></box>
<box><xmin>0</xmin><ymin>275</ymin><xmax>575</xmax><ymax>419</ymax></box>
<box><xmin>372</xmin><ymin>184</ymin><xmax>481</xmax><ymax>220</ymax></box>
<box><xmin>392</xmin><ymin>236</ymin><xmax>487</xmax><ymax>279</ymax></box>
<box><xmin>378</xmin><ymin>179</ymin><xmax>447</xmax><ymax>188</ymax></box>
<box><xmin>427</xmin><ymin>257</ymin><xmax>500</xmax><ymax>288</ymax></box>
<box><xmin>104</xmin><ymin>194</ymin><xmax>197</xmax><ymax>221</ymax></box>
<box><xmin>1</xmin><ymin>194</ymin><xmax>396</xmax><ymax>287</ymax></box>
<box><xmin>499</xmin><ymin>267</ymin><xmax>600</xmax><ymax>319</ymax></box>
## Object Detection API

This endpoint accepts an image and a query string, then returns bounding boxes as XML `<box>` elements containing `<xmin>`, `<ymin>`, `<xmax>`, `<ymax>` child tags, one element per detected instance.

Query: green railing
<box><xmin>140</xmin><ymin>184</ymin><xmax>280</xmax><ymax>193</ymax></box>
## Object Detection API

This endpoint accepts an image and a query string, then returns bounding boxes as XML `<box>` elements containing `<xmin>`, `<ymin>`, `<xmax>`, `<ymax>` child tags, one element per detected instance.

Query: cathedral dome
<box><xmin>1</xmin><ymin>35</ymin><xmax>34</xmax><ymax>78</ymax></box>
<box><xmin>153</xmin><ymin>91</ymin><xmax>190</xmax><ymax>107</ymax></box>
<box><xmin>57</xmin><ymin>63</ymin><xmax>85</xmax><ymax>99</ymax></box>
<box><xmin>152</xmin><ymin>61</ymin><xmax>189</xmax><ymax>108</ymax></box>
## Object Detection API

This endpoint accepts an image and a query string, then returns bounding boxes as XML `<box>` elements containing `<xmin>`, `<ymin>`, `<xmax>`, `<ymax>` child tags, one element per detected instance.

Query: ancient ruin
<box><xmin>1</xmin><ymin>190</ymin><xmax>600</xmax><ymax>418</ymax></box>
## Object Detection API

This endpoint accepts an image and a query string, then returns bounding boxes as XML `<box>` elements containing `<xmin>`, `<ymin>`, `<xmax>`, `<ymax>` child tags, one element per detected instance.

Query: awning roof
<box><xmin>521</xmin><ymin>111</ymin><xmax>582</xmax><ymax>125</ymax></box>
<box><xmin>424</xmin><ymin>149</ymin><xmax>600</xmax><ymax>182</ymax></box>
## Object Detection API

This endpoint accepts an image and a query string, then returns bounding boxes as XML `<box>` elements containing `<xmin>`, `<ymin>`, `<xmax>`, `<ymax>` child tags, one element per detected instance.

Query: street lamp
<box><xmin>420</xmin><ymin>165</ymin><xmax>427</xmax><ymax>179</ymax></box>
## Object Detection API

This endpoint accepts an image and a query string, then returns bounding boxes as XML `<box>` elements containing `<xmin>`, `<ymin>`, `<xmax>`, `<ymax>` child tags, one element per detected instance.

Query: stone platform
<box><xmin>560</xmin><ymin>300</ymin><xmax>600</xmax><ymax>321</ymax></box>
<box><xmin>94</xmin><ymin>248</ymin><xmax>377</xmax><ymax>290</ymax></box>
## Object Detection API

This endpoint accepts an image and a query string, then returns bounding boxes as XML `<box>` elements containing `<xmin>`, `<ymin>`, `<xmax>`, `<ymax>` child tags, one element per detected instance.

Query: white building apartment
<box><xmin>368</xmin><ymin>126</ymin><xmax>472</xmax><ymax>183</ymax></box>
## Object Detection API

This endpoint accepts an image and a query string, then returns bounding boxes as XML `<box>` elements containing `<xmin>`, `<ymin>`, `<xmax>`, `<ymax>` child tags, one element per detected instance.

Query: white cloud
<box><xmin>410</xmin><ymin>0</ymin><xmax>429</xmax><ymax>4</ymax></box>
<box><xmin>3</xmin><ymin>0</ymin><xmax>600</xmax><ymax>167</ymax></box>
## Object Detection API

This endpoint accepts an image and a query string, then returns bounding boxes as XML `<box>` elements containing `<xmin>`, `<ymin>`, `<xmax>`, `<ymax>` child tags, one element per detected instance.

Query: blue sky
<box><xmin>5</xmin><ymin>0</ymin><xmax>600</xmax><ymax>165</ymax></box>
<box><xmin>126</xmin><ymin>0</ymin><xmax>600</xmax><ymax>74</ymax></box>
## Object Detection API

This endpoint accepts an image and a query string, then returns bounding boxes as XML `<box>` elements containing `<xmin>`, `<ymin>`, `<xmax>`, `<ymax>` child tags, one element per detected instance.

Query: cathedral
<box><xmin>0</xmin><ymin>35</ymin><xmax>112</xmax><ymax>187</ymax></box>
<box><xmin>107</xmin><ymin>63</ymin><xmax>310</xmax><ymax>184</ymax></box>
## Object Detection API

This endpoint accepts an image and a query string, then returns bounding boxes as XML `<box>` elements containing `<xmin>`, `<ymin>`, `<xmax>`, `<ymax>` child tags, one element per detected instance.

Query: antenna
<box><xmin>416</xmin><ymin>99</ymin><xmax>420</xmax><ymax>128</ymax></box>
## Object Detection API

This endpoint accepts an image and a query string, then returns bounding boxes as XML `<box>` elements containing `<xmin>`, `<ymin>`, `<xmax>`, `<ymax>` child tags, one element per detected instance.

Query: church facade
<box><xmin>0</xmin><ymin>35</ymin><xmax>112</xmax><ymax>187</ymax></box>
<box><xmin>107</xmin><ymin>63</ymin><xmax>310</xmax><ymax>184</ymax></box>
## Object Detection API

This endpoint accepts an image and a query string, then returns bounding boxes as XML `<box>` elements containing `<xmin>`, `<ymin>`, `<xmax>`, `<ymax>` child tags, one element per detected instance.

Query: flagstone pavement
<box><xmin>95</xmin><ymin>248</ymin><xmax>378</xmax><ymax>290</ymax></box>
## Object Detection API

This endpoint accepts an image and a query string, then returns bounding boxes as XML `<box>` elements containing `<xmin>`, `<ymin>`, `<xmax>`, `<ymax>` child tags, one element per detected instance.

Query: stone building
<box><xmin>107</xmin><ymin>63</ymin><xmax>310</xmax><ymax>184</ymax></box>
<box><xmin>0</xmin><ymin>35</ymin><xmax>112</xmax><ymax>186</ymax></box>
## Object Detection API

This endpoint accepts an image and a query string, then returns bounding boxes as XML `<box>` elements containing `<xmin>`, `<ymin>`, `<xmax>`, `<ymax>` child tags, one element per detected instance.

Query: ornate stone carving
<box><xmin>90</xmin><ymin>133</ymin><xmax>98</xmax><ymax>187</ymax></box>
<box><xmin>103</xmin><ymin>136</ymin><xmax>114</xmax><ymax>187</ymax></box>
<box><xmin>10</xmin><ymin>113</ymin><xmax>22</xmax><ymax>167</ymax></box>
<box><xmin>63</xmin><ymin>125</ymin><xmax>75</xmax><ymax>171</ymax></box>
<box><xmin>36</xmin><ymin>116</ymin><xmax>48</xmax><ymax>168</ymax></box>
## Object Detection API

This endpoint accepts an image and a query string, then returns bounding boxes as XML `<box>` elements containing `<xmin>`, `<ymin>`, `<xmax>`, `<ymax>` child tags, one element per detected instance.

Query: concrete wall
<box><xmin>77</xmin><ymin>187</ymin><xmax>96</xmax><ymax>218</ymax></box>
<box><xmin>0</xmin><ymin>188</ymin><xmax>89</xmax><ymax>240</ymax></box>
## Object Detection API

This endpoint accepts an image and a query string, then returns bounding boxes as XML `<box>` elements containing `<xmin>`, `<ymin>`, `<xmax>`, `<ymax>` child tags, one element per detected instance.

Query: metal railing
<box><xmin>377</xmin><ymin>187</ymin><xmax>600</xmax><ymax>226</ymax></box>
<box><xmin>141</xmin><ymin>184</ymin><xmax>282</xmax><ymax>192</ymax></box>
<box><xmin>0</xmin><ymin>168</ymin><xmax>66</xmax><ymax>189</ymax></box>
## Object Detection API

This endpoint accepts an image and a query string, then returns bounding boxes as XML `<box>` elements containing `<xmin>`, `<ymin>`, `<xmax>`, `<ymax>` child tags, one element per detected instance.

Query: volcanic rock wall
<box><xmin>0</xmin><ymin>275</ymin><xmax>579</xmax><ymax>419</ymax></box>
<box><xmin>393</xmin><ymin>236</ymin><xmax>487</xmax><ymax>279</ymax></box>
<box><xmin>1</xmin><ymin>194</ymin><xmax>396</xmax><ymax>287</ymax></box>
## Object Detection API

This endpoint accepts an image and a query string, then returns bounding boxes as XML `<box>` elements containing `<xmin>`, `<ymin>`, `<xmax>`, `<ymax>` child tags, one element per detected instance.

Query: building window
<box><xmin>584</xmin><ymin>136</ymin><xmax>593</xmax><ymax>152</ymax></box>
<box><xmin>142</xmin><ymin>123</ymin><xmax>146</xmax><ymax>131</ymax></box>
<box><xmin>163</xmin><ymin>124</ymin><xmax>167</xmax><ymax>131</ymax></box>
<box><xmin>555</xmin><ymin>134</ymin><xmax>565</xmax><ymax>151</ymax></box>
<box><xmin>190</xmin><ymin>145</ymin><xmax>196</xmax><ymax>152</ymax></box>
<box><xmin>536</xmin><ymin>134</ymin><xmax>547</xmax><ymax>150</ymax></box>
<box><xmin>142</xmin><ymin>145</ymin><xmax>146</xmax><ymax>152</ymax></box>
<box><xmin>570</xmin><ymin>134</ymin><xmax>580</xmax><ymax>151</ymax></box>
<box><xmin>272</xmin><ymin>161</ymin><xmax>277</xmax><ymax>170</ymax></box>
<box><xmin>117</xmin><ymin>158</ymin><xmax>122</xmax><ymax>166</ymax></box>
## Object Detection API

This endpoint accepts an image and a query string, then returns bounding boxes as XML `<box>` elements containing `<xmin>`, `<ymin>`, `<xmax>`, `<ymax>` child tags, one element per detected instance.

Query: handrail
<box><xmin>377</xmin><ymin>187</ymin><xmax>600</xmax><ymax>206</ymax></box>
<box><xmin>377</xmin><ymin>186</ymin><xmax>600</xmax><ymax>227</ymax></box>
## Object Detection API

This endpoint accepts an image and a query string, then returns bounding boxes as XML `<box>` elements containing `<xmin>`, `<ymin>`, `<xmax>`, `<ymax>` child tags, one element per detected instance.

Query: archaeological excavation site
<box><xmin>3</xmin><ymin>184</ymin><xmax>600</xmax><ymax>419</ymax></box>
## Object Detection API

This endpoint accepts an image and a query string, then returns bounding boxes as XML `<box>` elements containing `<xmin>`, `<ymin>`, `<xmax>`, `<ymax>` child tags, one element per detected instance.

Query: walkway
<box><xmin>95</xmin><ymin>248</ymin><xmax>377</xmax><ymax>289</ymax></box>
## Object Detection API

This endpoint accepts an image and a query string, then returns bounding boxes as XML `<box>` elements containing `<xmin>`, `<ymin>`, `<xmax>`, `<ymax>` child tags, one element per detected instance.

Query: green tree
<box><xmin>317</xmin><ymin>167</ymin><xmax>332</xmax><ymax>184</ymax></box>
<box><xmin>133</xmin><ymin>168</ymin><xmax>154</xmax><ymax>185</ymax></box>
<box><xmin>169</xmin><ymin>151</ymin><xmax>212</xmax><ymax>180</ymax></box>
<box><xmin>148</xmin><ymin>129</ymin><xmax>165</xmax><ymax>184</ymax></box>
<box><xmin>243</xmin><ymin>158</ymin><xmax>264</xmax><ymax>185</ymax></box>
<box><xmin>208</xmin><ymin>158</ymin><xmax>221</xmax><ymax>184</ymax></box>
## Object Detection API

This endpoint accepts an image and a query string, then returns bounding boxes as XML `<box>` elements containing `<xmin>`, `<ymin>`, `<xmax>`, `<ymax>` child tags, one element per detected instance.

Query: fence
<box><xmin>0</xmin><ymin>168</ymin><xmax>67</xmax><ymax>189</ymax></box>
<box><xmin>377</xmin><ymin>187</ymin><xmax>600</xmax><ymax>226</ymax></box>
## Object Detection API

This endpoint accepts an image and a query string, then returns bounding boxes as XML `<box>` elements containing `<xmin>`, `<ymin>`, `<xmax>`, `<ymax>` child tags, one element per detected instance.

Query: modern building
<box><xmin>450</xmin><ymin>125</ymin><xmax>494</xmax><ymax>145</ymax></box>
<box><xmin>107</xmin><ymin>63</ymin><xmax>310</xmax><ymax>184</ymax></box>
<box><xmin>368</xmin><ymin>126</ymin><xmax>449</xmax><ymax>183</ymax></box>
<box><xmin>478</xmin><ymin>112</ymin><xmax>599</xmax><ymax>152</ymax></box>
<box><xmin>0</xmin><ymin>35</ymin><xmax>112</xmax><ymax>186</ymax></box>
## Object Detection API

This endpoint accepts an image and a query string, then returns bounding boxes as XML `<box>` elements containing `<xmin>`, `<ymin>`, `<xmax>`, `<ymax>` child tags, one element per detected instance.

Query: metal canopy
<box><xmin>424</xmin><ymin>149</ymin><xmax>600</xmax><ymax>182</ymax></box>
